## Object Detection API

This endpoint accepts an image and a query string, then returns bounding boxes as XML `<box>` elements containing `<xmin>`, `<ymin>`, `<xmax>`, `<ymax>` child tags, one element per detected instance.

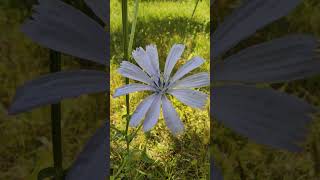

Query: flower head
<box><xmin>114</xmin><ymin>44</ymin><xmax>209</xmax><ymax>134</ymax></box>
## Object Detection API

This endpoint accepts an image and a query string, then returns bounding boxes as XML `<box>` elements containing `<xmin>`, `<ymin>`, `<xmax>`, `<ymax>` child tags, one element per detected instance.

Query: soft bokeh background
<box><xmin>110</xmin><ymin>0</ymin><xmax>210</xmax><ymax>179</ymax></box>
<box><xmin>212</xmin><ymin>0</ymin><xmax>320</xmax><ymax>180</ymax></box>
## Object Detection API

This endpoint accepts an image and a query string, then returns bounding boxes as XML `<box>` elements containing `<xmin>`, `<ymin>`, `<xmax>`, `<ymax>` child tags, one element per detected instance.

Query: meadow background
<box><xmin>0</xmin><ymin>0</ymin><xmax>319</xmax><ymax>179</ymax></box>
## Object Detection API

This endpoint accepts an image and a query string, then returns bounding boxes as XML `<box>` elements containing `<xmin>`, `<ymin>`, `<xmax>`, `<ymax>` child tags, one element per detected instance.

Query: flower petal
<box><xmin>211</xmin><ymin>159</ymin><xmax>223</xmax><ymax>180</ymax></box>
<box><xmin>212</xmin><ymin>0</ymin><xmax>302</xmax><ymax>58</ymax></box>
<box><xmin>171</xmin><ymin>72</ymin><xmax>209</xmax><ymax>89</ymax></box>
<box><xmin>168</xmin><ymin>89</ymin><xmax>208</xmax><ymax>109</ymax></box>
<box><xmin>84</xmin><ymin>0</ymin><xmax>108</xmax><ymax>23</ymax></box>
<box><xmin>143</xmin><ymin>94</ymin><xmax>162</xmax><ymax>132</ymax></box>
<box><xmin>164</xmin><ymin>44</ymin><xmax>185</xmax><ymax>81</ymax></box>
<box><xmin>22</xmin><ymin>0</ymin><xmax>107</xmax><ymax>65</ymax></box>
<box><xmin>118</xmin><ymin>61</ymin><xmax>153</xmax><ymax>85</ymax></box>
<box><xmin>213</xmin><ymin>85</ymin><xmax>316</xmax><ymax>151</ymax></box>
<box><xmin>146</xmin><ymin>44</ymin><xmax>160</xmax><ymax>77</ymax></box>
<box><xmin>161</xmin><ymin>95</ymin><xmax>184</xmax><ymax>135</ymax></box>
<box><xmin>130</xmin><ymin>93</ymin><xmax>157</xmax><ymax>127</ymax></box>
<box><xmin>170</xmin><ymin>56</ymin><xmax>205</xmax><ymax>83</ymax></box>
<box><xmin>132</xmin><ymin>47</ymin><xmax>159</xmax><ymax>79</ymax></box>
<box><xmin>66</xmin><ymin>124</ymin><xmax>108</xmax><ymax>180</ymax></box>
<box><xmin>113</xmin><ymin>83</ymin><xmax>155</xmax><ymax>98</ymax></box>
<box><xmin>214</xmin><ymin>35</ymin><xmax>320</xmax><ymax>83</ymax></box>
<box><xmin>8</xmin><ymin>70</ymin><xmax>107</xmax><ymax>115</ymax></box>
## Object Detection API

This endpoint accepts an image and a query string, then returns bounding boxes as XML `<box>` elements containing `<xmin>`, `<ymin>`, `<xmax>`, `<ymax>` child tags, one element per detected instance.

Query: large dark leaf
<box><xmin>22</xmin><ymin>0</ymin><xmax>107</xmax><ymax>65</ymax></box>
<box><xmin>8</xmin><ymin>70</ymin><xmax>107</xmax><ymax>114</ymax></box>
<box><xmin>212</xmin><ymin>0</ymin><xmax>302</xmax><ymax>58</ymax></box>
<box><xmin>84</xmin><ymin>0</ymin><xmax>108</xmax><ymax>24</ymax></box>
<box><xmin>66</xmin><ymin>124</ymin><xmax>108</xmax><ymax>180</ymax></box>
<box><xmin>214</xmin><ymin>35</ymin><xmax>320</xmax><ymax>83</ymax></box>
<box><xmin>213</xmin><ymin>85</ymin><xmax>315</xmax><ymax>151</ymax></box>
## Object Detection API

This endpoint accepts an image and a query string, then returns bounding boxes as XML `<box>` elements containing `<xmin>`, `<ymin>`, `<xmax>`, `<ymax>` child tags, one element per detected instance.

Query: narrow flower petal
<box><xmin>212</xmin><ymin>0</ymin><xmax>302</xmax><ymax>58</ymax></box>
<box><xmin>84</xmin><ymin>0</ymin><xmax>108</xmax><ymax>23</ymax></box>
<box><xmin>213</xmin><ymin>85</ymin><xmax>316</xmax><ymax>151</ymax></box>
<box><xmin>170</xmin><ymin>56</ymin><xmax>205</xmax><ymax>83</ymax></box>
<box><xmin>171</xmin><ymin>72</ymin><xmax>209</xmax><ymax>89</ymax></box>
<box><xmin>168</xmin><ymin>89</ymin><xmax>208</xmax><ymax>109</ymax></box>
<box><xmin>146</xmin><ymin>44</ymin><xmax>160</xmax><ymax>77</ymax></box>
<box><xmin>211</xmin><ymin>159</ymin><xmax>223</xmax><ymax>180</ymax></box>
<box><xmin>22</xmin><ymin>0</ymin><xmax>107</xmax><ymax>65</ymax></box>
<box><xmin>66</xmin><ymin>124</ymin><xmax>108</xmax><ymax>180</ymax></box>
<box><xmin>164</xmin><ymin>44</ymin><xmax>185</xmax><ymax>81</ymax></box>
<box><xmin>113</xmin><ymin>83</ymin><xmax>155</xmax><ymax>98</ymax></box>
<box><xmin>132</xmin><ymin>47</ymin><xmax>159</xmax><ymax>79</ymax></box>
<box><xmin>118</xmin><ymin>61</ymin><xmax>153</xmax><ymax>85</ymax></box>
<box><xmin>161</xmin><ymin>95</ymin><xmax>184</xmax><ymax>135</ymax></box>
<box><xmin>143</xmin><ymin>94</ymin><xmax>162</xmax><ymax>132</ymax></box>
<box><xmin>8</xmin><ymin>70</ymin><xmax>107</xmax><ymax>115</ymax></box>
<box><xmin>214</xmin><ymin>35</ymin><xmax>320</xmax><ymax>83</ymax></box>
<box><xmin>130</xmin><ymin>94</ymin><xmax>157</xmax><ymax>127</ymax></box>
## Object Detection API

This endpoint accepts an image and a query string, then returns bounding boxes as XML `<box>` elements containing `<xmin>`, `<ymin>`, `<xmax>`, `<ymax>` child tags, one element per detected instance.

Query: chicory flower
<box><xmin>114</xmin><ymin>44</ymin><xmax>209</xmax><ymax>134</ymax></box>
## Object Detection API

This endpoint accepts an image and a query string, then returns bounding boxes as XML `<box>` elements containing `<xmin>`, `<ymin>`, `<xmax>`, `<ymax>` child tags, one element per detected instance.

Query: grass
<box><xmin>110</xmin><ymin>0</ymin><xmax>210</xmax><ymax>179</ymax></box>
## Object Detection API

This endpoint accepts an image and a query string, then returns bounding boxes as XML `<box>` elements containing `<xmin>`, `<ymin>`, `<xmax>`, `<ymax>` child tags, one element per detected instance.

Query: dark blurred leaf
<box><xmin>66</xmin><ymin>124</ymin><xmax>108</xmax><ymax>180</ymax></box>
<box><xmin>22</xmin><ymin>0</ymin><xmax>107</xmax><ymax>65</ymax></box>
<box><xmin>212</xmin><ymin>0</ymin><xmax>302</xmax><ymax>58</ymax></box>
<box><xmin>9</xmin><ymin>70</ymin><xmax>107</xmax><ymax>114</ymax></box>
<box><xmin>84</xmin><ymin>0</ymin><xmax>108</xmax><ymax>24</ymax></box>
<box><xmin>214</xmin><ymin>35</ymin><xmax>320</xmax><ymax>83</ymax></box>
<box><xmin>213</xmin><ymin>85</ymin><xmax>315</xmax><ymax>151</ymax></box>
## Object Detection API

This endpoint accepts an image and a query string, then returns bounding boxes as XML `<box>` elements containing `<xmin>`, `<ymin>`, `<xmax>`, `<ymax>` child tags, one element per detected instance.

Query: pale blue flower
<box><xmin>114</xmin><ymin>44</ymin><xmax>209</xmax><ymax>134</ymax></box>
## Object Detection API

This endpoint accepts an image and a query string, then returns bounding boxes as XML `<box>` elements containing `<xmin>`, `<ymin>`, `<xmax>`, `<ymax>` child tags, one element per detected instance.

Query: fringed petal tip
<box><xmin>132</xmin><ymin>47</ymin><xmax>145</xmax><ymax>57</ymax></box>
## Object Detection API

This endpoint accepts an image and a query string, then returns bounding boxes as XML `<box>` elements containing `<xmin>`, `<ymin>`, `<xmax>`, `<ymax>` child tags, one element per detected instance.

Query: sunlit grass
<box><xmin>110</xmin><ymin>0</ymin><xmax>210</xmax><ymax>179</ymax></box>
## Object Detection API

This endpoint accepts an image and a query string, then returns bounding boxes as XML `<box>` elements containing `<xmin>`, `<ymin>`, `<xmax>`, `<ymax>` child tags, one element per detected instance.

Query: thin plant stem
<box><xmin>191</xmin><ymin>0</ymin><xmax>201</xmax><ymax>19</ymax></box>
<box><xmin>128</xmin><ymin>0</ymin><xmax>140</xmax><ymax>55</ymax></box>
<box><xmin>50</xmin><ymin>50</ymin><xmax>63</xmax><ymax>180</ymax></box>
<box><xmin>121</xmin><ymin>0</ymin><xmax>130</xmax><ymax>153</ymax></box>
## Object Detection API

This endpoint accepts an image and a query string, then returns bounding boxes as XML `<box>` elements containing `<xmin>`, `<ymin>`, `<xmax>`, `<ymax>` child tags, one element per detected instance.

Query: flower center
<box><xmin>154</xmin><ymin>74</ymin><xmax>170</xmax><ymax>94</ymax></box>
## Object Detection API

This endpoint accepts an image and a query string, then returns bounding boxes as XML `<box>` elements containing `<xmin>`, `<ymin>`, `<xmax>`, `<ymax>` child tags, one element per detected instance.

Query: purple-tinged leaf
<box><xmin>213</xmin><ymin>85</ymin><xmax>315</xmax><ymax>151</ymax></box>
<box><xmin>214</xmin><ymin>35</ymin><xmax>320</xmax><ymax>83</ymax></box>
<box><xmin>9</xmin><ymin>70</ymin><xmax>107</xmax><ymax>114</ymax></box>
<box><xmin>66</xmin><ymin>124</ymin><xmax>108</xmax><ymax>180</ymax></box>
<box><xmin>22</xmin><ymin>0</ymin><xmax>107</xmax><ymax>65</ymax></box>
<box><xmin>84</xmin><ymin>0</ymin><xmax>108</xmax><ymax>24</ymax></box>
<box><xmin>212</xmin><ymin>0</ymin><xmax>302</xmax><ymax>58</ymax></box>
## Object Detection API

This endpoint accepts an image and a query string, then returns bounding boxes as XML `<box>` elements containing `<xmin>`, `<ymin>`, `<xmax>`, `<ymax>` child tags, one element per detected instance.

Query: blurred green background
<box><xmin>0</xmin><ymin>0</ymin><xmax>320</xmax><ymax>179</ymax></box>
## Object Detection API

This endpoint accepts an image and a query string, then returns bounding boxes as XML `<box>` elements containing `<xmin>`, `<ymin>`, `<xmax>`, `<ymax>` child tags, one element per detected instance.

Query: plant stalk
<box><xmin>121</xmin><ymin>0</ymin><xmax>130</xmax><ymax>153</ymax></box>
<box><xmin>50</xmin><ymin>50</ymin><xmax>63</xmax><ymax>180</ymax></box>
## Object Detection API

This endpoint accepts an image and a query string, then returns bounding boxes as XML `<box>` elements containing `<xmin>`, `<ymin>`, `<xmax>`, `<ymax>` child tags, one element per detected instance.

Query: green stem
<box><xmin>128</xmin><ymin>0</ymin><xmax>140</xmax><ymax>55</ymax></box>
<box><xmin>50</xmin><ymin>50</ymin><xmax>63</xmax><ymax>180</ymax></box>
<box><xmin>191</xmin><ymin>0</ymin><xmax>200</xmax><ymax>19</ymax></box>
<box><xmin>121</xmin><ymin>0</ymin><xmax>130</xmax><ymax>153</ymax></box>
